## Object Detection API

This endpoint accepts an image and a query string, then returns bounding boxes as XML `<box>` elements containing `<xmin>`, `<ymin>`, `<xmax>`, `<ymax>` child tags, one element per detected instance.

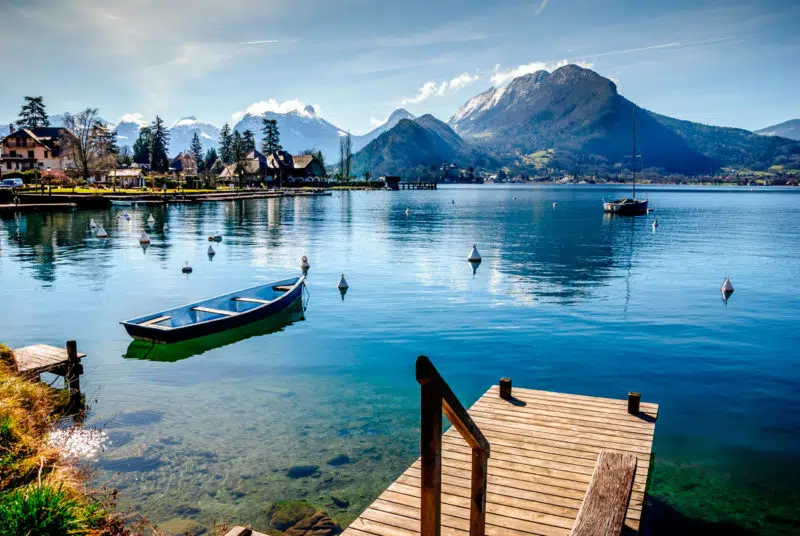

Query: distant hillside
<box><xmin>353</xmin><ymin>108</ymin><xmax>415</xmax><ymax>151</ymax></box>
<box><xmin>756</xmin><ymin>119</ymin><xmax>800</xmax><ymax>141</ymax></box>
<box><xmin>352</xmin><ymin>115</ymin><xmax>494</xmax><ymax>177</ymax></box>
<box><xmin>650</xmin><ymin>113</ymin><xmax>800</xmax><ymax>171</ymax></box>
<box><xmin>449</xmin><ymin>64</ymin><xmax>715</xmax><ymax>174</ymax></box>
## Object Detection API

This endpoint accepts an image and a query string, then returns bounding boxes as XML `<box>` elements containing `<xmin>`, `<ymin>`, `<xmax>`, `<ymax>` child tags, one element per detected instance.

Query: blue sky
<box><xmin>1</xmin><ymin>0</ymin><xmax>798</xmax><ymax>134</ymax></box>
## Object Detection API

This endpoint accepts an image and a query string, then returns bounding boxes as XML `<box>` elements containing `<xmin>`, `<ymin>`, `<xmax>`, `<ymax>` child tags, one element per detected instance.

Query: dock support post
<box><xmin>499</xmin><ymin>377</ymin><xmax>512</xmax><ymax>400</ymax></box>
<box><xmin>470</xmin><ymin>447</ymin><xmax>488</xmax><ymax>536</ymax></box>
<box><xmin>419</xmin><ymin>379</ymin><xmax>442</xmax><ymax>536</ymax></box>
<box><xmin>628</xmin><ymin>392</ymin><xmax>640</xmax><ymax>415</ymax></box>
<box><xmin>65</xmin><ymin>340</ymin><xmax>81</xmax><ymax>404</ymax></box>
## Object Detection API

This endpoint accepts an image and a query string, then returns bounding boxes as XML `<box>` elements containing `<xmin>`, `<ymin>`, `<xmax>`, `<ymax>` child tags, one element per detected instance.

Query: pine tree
<box><xmin>260</xmin><ymin>119</ymin><xmax>282</xmax><ymax>154</ymax></box>
<box><xmin>190</xmin><ymin>133</ymin><xmax>204</xmax><ymax>172</ymax></box>
<box><xmin>204</xmin><ymin>148</ymin><xmax>218</xmax><ymax>172</ymax></box>
<box><xmin>211</xmin><ymin>158</ymin><xmax>225</xmax><ymax>176</ymax></box>
<box><xmin>242</xmin><ymin>130</ymin><xmax>256</xmax><ymax>153</ymax></box>
<box><xmin>17</xmin><ymin>96</ymin><xmax>50</xmax><ymax>129</ymax></box>
<box><xmin>231</xmin><ymin>131</ymin><xmax>247</xmax><ymax>189</ymax></box>
<box><xmin>132</xmin><ymin>127</ymin><xmax>152</xmax><ymax>164</ymax></box>
<box><xmin>149</xmin><ymin>116</ymin><xmax>170</xmax><ymax>173</ymax></box>
<box><xmin>219</xmin><ymin>123</ymin><xmax>233</xmax><ymax>164</ymax></box>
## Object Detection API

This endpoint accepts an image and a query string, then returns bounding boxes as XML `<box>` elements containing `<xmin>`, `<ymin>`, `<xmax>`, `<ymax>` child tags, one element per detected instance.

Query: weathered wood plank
<box><xmin>192</xmin><ymin>306</ymin><xmax>239</xmax><ymax>316</ymax></box>
<box><xmin>570</xmin><ymin>451</ymin><xmax>637</xmax><ymax>536</ymax></box>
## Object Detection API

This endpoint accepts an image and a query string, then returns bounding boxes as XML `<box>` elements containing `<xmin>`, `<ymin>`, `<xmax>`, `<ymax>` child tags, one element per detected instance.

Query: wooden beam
<box><xmin>193</xmin><ymin>306</ymin><xmax>239</xmax><ymax>316</ymax></box>
<box><xmin>420</xmin><ymin>377</ymin><xmax>442</xmax><ymax>536</ymax></box>
<box><xmin>570</xmin><ymin>450</ymin><xmax>637</xmax><ymax>536</ymax></box>
<box><xmin>627</xmin><ymin>393</ymin><xmax>641</xmax><ymax>415</ymax></box>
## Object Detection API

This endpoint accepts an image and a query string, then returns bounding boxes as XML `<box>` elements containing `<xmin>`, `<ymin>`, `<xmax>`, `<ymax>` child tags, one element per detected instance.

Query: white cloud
<box><xmin>401</xmin><ymin>72</ymin><xmax>481</xmax><ymax>104</ymax></box>
<box><xmin>232</xmin><ymin>99</ymin><xmax>318</xmax><ymax>121</ymax></box>
<box><xmin>489</xmin><ymin>60</ymin><xmax>593</xmax><ymax>86</ymax></box>
<box><xmin>239</xmin><ymin>39</ymin><xmax>279</xmax><ymax>45</ymax></box>
<box><xmin>535</xmin><ymin>0</ymin><xmax>550</xmax><ymax>16</ymax></box>
<box><xmin>118</xmin><ymin>113</ymin><xmax>148</xmax><ymax>126</ymax></box>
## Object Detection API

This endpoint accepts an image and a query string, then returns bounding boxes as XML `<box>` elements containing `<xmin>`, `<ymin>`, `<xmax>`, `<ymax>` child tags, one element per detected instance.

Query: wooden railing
<box><xmin>416</xmin><ymin>356</ymin><xmax>490</xmax><ymax>536</ymax></box>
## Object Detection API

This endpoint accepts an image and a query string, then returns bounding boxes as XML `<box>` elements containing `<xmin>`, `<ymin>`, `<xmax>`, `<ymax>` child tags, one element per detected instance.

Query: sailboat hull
<box><xmin>603</xmin><ymin>198</ymin><xmax>648</xmax><ymax>216</ymax></box>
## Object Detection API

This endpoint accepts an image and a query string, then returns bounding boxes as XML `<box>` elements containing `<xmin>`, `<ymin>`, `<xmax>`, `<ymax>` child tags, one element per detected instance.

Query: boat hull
<box><xmin>603</xmin><ymin>198</ymin><xmax>648</xmax><ymax>216</ymax></box>
<box><xmin>121</xmin><ymin>276</ymin><xmax>304</xmax><ymax>344</ymax></box>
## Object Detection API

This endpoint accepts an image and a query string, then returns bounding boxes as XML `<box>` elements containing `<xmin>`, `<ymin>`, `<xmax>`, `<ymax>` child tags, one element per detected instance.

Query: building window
<box><xmin>44</xmin><ymin>150</ymin><xmax>49</xmax><ymax>158</ymax></box>
<box><xmin>28</xmin><ymin>151</ymin><xmax>34</xmax><ymax>159</ymax></box>
<box><xmin>10</xmin><ymin>151</ymin><xmax>16</xmax><ymax>157</ymax></box>
<box><xmin>5</xmin><ymin>162</ymin><xmax>10</xmax><ymax>170</ymax></box>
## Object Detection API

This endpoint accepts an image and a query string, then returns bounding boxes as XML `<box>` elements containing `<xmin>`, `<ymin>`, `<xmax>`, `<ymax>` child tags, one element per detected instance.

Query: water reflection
<box><xmin>123</xmin><ymin>298</ymin><xmax>305</xmax><ymax>362</ymax></box>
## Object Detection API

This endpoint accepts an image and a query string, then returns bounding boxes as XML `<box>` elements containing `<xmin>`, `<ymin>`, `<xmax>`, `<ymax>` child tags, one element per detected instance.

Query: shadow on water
<box><xmin>123</xmin><ymin>297</ymin><xmax>306</xmax><ymax>362</ymax></box>
<box><xmin>643</xmin><ymin>496</ymin><xmax>762</xmax><ymax>536</ymax></box>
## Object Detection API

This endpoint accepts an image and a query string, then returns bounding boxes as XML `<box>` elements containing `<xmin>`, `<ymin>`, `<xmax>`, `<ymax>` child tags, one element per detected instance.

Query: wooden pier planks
<box><xmin>13</xmin><ymin>344</ymin><xmax>86</xmax><ymax>376</ymax></box>
<box><xmin>343</xmin><ymin>385</ymin><xmax>657</xmax><ymax>536</ymax></box>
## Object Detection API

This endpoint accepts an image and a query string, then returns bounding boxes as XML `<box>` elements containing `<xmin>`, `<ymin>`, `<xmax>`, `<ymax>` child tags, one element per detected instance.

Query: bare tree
<box><xmin>62</xmin><ymin>108</ymin><xmax>117</xmax><ymax>181</ymax></box>
<box><xmin>339</xmin><ymin>133</ymin><xmax>352</xmax><ymax>181</ymax></box>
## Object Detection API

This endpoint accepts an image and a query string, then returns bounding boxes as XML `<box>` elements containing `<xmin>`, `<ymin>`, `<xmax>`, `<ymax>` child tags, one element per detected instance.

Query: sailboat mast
<box><xmin>632</xmin><ymin>108</ymin><xmax>637</xmax><ymax>199</ymax></box>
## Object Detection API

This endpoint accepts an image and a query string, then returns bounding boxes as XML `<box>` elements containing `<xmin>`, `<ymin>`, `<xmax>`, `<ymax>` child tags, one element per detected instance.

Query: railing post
<box><xmin>470</xmin><ymin>447</ymin><xmax>488</xmax><ymax>536</ymax></box>
<box><xmin>419</xmin><ymin>360</ymin><xmax>442</xmax><ymax>536</ymax></box>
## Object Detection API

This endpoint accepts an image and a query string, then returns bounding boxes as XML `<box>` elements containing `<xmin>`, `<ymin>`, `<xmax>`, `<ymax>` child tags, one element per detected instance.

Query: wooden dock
<box><xmin>344</xmin><ymin>362</ymin><xmax>657</xmax><ymax>536</ymax></box>
<box><xmin>12</xmin><ymin>342</ymin><xmax>86</xmax><ymax>405</ymax></box>
<box><xmin>399</xmin><ymin>182</ymin><xmax>437</xmax><ymax>190</ymax></box>
<box><xmin>0</xmin><ymin>202</ymin><xmax>77</xmax><ymax>214</ymax></box>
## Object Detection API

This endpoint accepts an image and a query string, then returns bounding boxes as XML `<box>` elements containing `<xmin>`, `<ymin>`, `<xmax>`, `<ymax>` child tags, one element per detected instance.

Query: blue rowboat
<box><xmin>121</xmin><ymin>276</ymin><xmax>305</xmax><ymax>343</ymax></box>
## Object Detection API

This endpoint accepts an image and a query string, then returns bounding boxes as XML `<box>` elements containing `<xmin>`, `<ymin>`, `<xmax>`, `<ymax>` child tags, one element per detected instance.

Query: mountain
<box><xmin>353</xmin><ymin>108</ymin><xmax>415</xmax><ymax>151</ymax></box>
<box><xmin>352</xmin><ymin>114</ymin><xmax>493</xmax><ymax>177</ymax></box>
<box><xmin>755</xmin><ymin>119</ymin><xmax>800</xmax><ymax>141</ymax></box>
<box><xmin>233</xmin><ymin>106</ymin><xmax>344</xmax><ymax>161</ymax></box>
<box><xmin>168</xmin><ymin>117</ymin><xmax>220</xmax><ymax>156</ymax></box>
<box><xmin>449</xmin><ymin>65</ymin><xmax>716</xmax><ymax>174</ymax></box>
<box><xmin>113</xmin><ymin>118</ymin><xmax>148</xmax><ymax>148</ymax></box>
<box><xmin>650</xmin><ymin>113</ymin><xmax>800</xmax><ymax>171</ymax></box>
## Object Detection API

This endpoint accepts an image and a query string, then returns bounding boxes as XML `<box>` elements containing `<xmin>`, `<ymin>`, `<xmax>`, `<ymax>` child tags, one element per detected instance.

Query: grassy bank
<box><xmin>0</xmin><ymin>344</ymin><xmax>128</xmax><ymax>535</ymax></box>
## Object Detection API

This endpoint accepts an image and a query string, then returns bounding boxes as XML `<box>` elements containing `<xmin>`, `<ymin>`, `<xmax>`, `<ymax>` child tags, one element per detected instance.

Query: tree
<box><xmin>132</xmin><ymin>127</ymin><xmax>152</xmax><ymax>164</ymax></box>
<box><xmin>149</xmin><ymin>116</ymin><xmax>170</xmax><ymax>173</ymax></box>
<box><xmin>242</xmin><ymin>130</ymin><xmax>256</xmax><ymax>153</ymax></box>
<box><xmin>204</xmin><ymin>148</ymin><xmax>218</xmax><ymax>173</ymax></box>
<box><xmin>219</xmin><ymin>123</ymin><xmax>233</xmax><ymax>164</ymax></box>
<box><xmin>260</xmin><ymin>119</ymin><xmax>282</xmax><ymax>154</ymax></box>
<box><xmin>118</xmin><ymin>146</ymin><xmax>133</xmax><ymax>167</ymax></box>
<box><xmin>17</xmin><ymin>96</ymin><xmax>50</xmax><ymax>129</ymax></box>
<box><xmin>231</xmin><ymin>130</ymin><xmax>248</xmax><ymax>189</ymax></box>
<box><xmin>190</xmin><ymin>133</ymin><xmax>204</xmax><ymax>173</ymax></box>
<box><xmin>62</xmin><ymin>108</ymin><xmax>117</xmax><ymax>181</ymax></box>
<box><xmin>339</xmin><ymin>133</ymin><xmax>352</xmax><ymax>181</ymax></box>
<box><xmin>302</xmin><ymin>149</ymin><xmax>326</xmax><ymax>176</ymax></box>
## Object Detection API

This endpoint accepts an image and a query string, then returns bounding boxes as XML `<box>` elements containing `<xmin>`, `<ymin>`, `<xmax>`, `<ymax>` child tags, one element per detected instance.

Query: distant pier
<box><xmin>399</xmin><ymin>181</ymin><xmax>437</xmax><ymax>190</ymax></box>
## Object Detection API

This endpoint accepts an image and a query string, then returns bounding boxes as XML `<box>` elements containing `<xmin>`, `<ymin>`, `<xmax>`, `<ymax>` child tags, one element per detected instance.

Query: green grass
<box><xmin>0</xmin><ymin>482</ymin><xmax>101</xmax><ymax>536</ymax></box>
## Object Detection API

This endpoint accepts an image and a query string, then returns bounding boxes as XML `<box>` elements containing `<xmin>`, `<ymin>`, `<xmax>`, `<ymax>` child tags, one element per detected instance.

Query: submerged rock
<box><xmin>159</xmin><ymin>517</ymin><xmax>207</xmax><ymax>535</ymax></box>
<box><xmin>330</xmin><ymin>491</ymin><xmax>350</xmax><ymax>508</ymax></box>
<box><xmin>284</xmin><ymin>512</ymin><xmax>341</xmax><ymax>536</ymax></box>
<box><xmin>287</xmin><ymin>465</ymin><xmax>320</xmax><ymax>479</ymax></box>
<box><xmin>268</xmin><ymin>500</ymin><xmax>316</xmax><ymax>530</ymax></box>
<box><xmin>326</xmin><ymin>454</ymin><xmax>350</xmax><ymax>467</ymax></box>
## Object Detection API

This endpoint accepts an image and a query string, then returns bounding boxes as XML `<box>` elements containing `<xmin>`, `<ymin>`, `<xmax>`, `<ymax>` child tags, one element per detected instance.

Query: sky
<box><xmin>1</xmin><ymin>0</ymin><xmax>798</xmax><ymax>135</ymax></box>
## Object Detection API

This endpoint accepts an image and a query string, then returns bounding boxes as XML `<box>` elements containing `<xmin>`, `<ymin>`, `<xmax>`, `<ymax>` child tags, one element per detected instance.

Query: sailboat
<box><xmin>603</xmin><ymin>109</ymin><xmax>648</xmax><ymax>216</ymax></box>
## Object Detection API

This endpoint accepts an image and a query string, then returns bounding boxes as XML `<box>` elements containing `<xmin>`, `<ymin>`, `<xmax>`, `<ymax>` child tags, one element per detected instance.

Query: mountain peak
<box><xmin>388</xmin><ymin>108</ymin><xmax>414</xmax><ymax>122</ymax></box>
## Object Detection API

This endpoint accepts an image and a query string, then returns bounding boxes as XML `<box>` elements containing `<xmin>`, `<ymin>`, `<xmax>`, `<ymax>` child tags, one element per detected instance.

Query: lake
<box><xmin>1</xmin><ymin>185</ymin><xmax>798</xmax><ymax>535</ymax></box>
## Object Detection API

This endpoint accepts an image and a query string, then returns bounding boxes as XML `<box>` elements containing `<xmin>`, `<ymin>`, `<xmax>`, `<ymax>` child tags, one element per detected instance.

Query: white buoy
<box><xmin>652</xmin><ymin>219</ymin><xmax>659</xmax><ymax>230</ymax></box>
<box><xmin>301</xmin><ymin>255</ymin><xmax>310</xmax><ymax>270</ymax></box>
<box><xmin>89</xmin><ymin>218</ymin><xmax>97</xmax><ymax>228</ymax></box>
<box><xmin>96</xmin><ymin>225</ymin><xmax>108</xmax><ymax>238</ymax></box>
<box><xmin>182</xmin><ymin>261</ymin><xmax>192</xmax><ymax>274</ymax></box>
<box><xmin>147</xmin><ymin>214</ymin><xmax>155</xmax><ymax>224</ymax></box>
<box><xmin>337</xmin><ymin>273</ymin><xmax>349</xmax><ymax>289</ymax></box>
<box><xmin>139</xmin><ymin>231</ymin><xmax>150</xmax><ymax>244</ymax></box>
<box><xmin>405</xmin><ymin>208</ymin><xmax>410</xmax><ymax>216</ymax></box>
<box><xmin>721</xmin><ymin>276</ymin><xmax>734</xmax><ymax>294</ymax></box>
<box><xmin>553</xmin><ymin>202</ymin><xmax>558</xmax><ymax>207</ymax></box>
<box><xmin>468</xmin><ymin>244</ymin><xmax>481</xmax><ymax>262</ymax></box>
<box><xmin>207</xmin><ymin>245</ymin><xmax>215</xmax><ymax>256</ymax></box>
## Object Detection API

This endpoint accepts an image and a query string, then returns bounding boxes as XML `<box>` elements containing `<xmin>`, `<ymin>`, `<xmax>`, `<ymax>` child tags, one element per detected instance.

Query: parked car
<box><xmin>1</xmin><ymin>178</ymin><xmax>24</xmax><ymax>189</ymax></box>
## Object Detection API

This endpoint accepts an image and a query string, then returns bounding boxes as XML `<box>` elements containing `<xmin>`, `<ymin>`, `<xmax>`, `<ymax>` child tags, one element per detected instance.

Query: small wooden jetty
<box><xmin>12</xmin><ymin>341</ymin><xmax>85</xmax><ymax>402</ymax></box>
<box><xmin>0</xmin><ymin>202</ymin><xmax>77</xmax><ymax>214</ymax></box>
<box><xmin>344</xmin><ymin>357</ymin><xmax>657</xmax><ymax>536</ymax></box>
<box><xmin>400</xmin><ymin>181</ymin><xmax>437</xmax><ymax>190</ymax></box>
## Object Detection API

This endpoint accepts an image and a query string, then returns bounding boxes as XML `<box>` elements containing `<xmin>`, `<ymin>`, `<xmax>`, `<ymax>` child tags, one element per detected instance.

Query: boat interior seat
<box><xmin>192</xmin><ymin>306</ymin><xmax>239</xmax><ymax>316</ymax></box>
<box><xmin>140</xmin><ymin>315</ymin><xmax>171</xmax><ymax>326</ymax></box>
<box><xmin>273</xmin><ymin>285</ymin><xmax>293</xmax><ymax>292</ymax></box>
<box><xmin>233</xmin><ymin>297</ymin><xmax>270</xmax><ymax>304</ymax></box>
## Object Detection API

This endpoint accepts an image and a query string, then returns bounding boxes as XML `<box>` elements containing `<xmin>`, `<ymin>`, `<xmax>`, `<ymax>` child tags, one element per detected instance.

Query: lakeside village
<box><xmin>2</xmin><ymin>97</ymin><xmax>798</xmax><ymax>198</ymax></box>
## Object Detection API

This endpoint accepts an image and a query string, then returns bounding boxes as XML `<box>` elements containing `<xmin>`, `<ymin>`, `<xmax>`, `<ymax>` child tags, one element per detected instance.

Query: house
<box><xmin>108</xmin><ymin>169</ymin><xmax>145</xmax><ymax>189</ymax></box>
<box><xmin>219</xmin><ymin>150</ymin><xmax>269</xmax><ymax>182</ymax></box>
<box><xmin>219</xmin><ymin>150</ymin><xmax>326</xmax><ymax>184</ymax></box>
<box><xmin>169</xmin><ymin>152</ymin><xmax>198</xmax><ymax>176</ymax></box>
<box><xmin>0</xmin><ymin>126</ymin><xmax>74</xmax><ymax>178</ymax></box>
<box><xmin>291</xmin><ymin>154</ymin><xmax>325</xmax><ymax>178</ymax></box>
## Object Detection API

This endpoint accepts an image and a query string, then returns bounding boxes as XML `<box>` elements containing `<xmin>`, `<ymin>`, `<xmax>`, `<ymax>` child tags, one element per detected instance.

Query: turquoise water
<box><xmin>1</xmin><ymin>185</ymin><xmax>798</xmax><ymax>535</ymax></box>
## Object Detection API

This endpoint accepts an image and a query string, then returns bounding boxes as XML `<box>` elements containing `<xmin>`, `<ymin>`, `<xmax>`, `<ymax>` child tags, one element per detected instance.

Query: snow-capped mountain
<box><xmin>353</xmin><ymin>108</ymin><xmax>415</xmax><ymax>151</ymax></box>
<box><xmin>113</xmin><ymin>115</ymin><xmax>149</xmax><ymax>148</ymax></box>
<box><xmin>232</xmin><ymin>105</ymin><xmax>344</xmax><ymax>160</ymax></box>
<box><xmin>169</xmin><ymin>117</ymin><xmax>220</xmax><ymax>155</ymax></box>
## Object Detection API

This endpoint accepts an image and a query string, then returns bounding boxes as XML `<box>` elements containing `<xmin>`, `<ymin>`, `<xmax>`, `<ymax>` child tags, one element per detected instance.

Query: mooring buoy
<box><xmin>182</xmin><ymin>261</ymin><xmax>193</xmax><ymax>274</ymax></box>
<box><xmin>468</xmin><ymin>244</ymin><xmax>482</xmax><ymax>263</ymax></box>
<box><xmin>337</xmin><ymin>273</ymin><xmax>349</xmax><ymax>289</ymax></box>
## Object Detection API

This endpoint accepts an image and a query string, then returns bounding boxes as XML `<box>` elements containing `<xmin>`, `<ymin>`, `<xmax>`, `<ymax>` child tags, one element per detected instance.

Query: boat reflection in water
<box><xmin>123</xmin><ymin>297</ymin><xmax>305</xmax><ymax>362</ymax></box>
